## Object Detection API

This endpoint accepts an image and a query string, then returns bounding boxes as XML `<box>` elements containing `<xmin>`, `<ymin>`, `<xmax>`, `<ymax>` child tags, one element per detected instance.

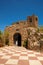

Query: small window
<box><xmin>36</xmin><ymin>17</ymin><xmax>38</xmax><ymax>21</ymax></box>
<box><xmin>30</xmin><ymin>18</ymin><xmax>32</xmax><ymax>22</ymax></box>
<box><xmin>16</xmin><ymin>29</ymin><xmax>19</xmax><ymax>31</ymax></box>
<box><xmin>16</xmin><ymin>22</ymin><xmax>19</xmax><ymax>24</ymax></box>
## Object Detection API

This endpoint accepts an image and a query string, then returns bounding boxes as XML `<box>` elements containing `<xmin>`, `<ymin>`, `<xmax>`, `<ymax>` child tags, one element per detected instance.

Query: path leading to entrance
<box><xmin>0</xmin><ymin>46</ymin><xmax>43</xmax><ymax>65</ymax></box>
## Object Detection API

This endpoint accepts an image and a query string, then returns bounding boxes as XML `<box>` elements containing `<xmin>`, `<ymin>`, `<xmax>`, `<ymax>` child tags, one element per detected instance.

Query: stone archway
<box><xmin>13</xmin><ymin>33</ymin><xmax>21</xmax><ymax>46</ymax></box>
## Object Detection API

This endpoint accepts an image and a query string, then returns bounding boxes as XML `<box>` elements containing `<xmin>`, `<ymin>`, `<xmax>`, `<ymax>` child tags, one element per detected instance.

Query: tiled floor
<box><xmin>0</xmin><ymin>46</ymin><xmax>43</xmax><ymax>65</ymax></box>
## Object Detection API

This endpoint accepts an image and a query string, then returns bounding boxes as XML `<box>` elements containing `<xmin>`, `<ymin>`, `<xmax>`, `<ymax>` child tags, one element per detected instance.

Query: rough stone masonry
<box><xmin>4</xmin><ymin>15</ymin><xmax>38</xmax><ymax>46</ymax></box>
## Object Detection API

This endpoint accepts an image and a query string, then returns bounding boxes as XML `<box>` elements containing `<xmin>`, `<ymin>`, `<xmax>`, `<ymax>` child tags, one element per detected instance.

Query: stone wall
<box><xmin>4</xmin><ymin>15</ymin><xmax>38</xmax><ymax>46</ymax></box>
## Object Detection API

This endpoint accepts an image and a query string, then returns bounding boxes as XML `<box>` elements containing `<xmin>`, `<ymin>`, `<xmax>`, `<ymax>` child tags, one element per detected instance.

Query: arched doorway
<box><xmin>13</xmin><ymin>33</ymin><xmax>21</xmax><ymax>46</ymax></box>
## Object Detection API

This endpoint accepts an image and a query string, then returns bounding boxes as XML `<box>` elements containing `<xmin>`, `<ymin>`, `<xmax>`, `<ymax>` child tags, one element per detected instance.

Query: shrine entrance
<box><xmin>13</xmin><ymin>33</ymin><xmax>21</xmax><ymax>46</ymax></box>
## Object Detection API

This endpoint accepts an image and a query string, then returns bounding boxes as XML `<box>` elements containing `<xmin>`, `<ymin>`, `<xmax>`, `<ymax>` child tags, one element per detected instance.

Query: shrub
<box><xmin>36</xmin><ymin>28</ymin><xmax>40</xmax><ymax>33</ymax></box>
<box><xmin>39</xmin><ymin>26</ymin><xmax>43</xmax><ymax>32</ymax></box>
<box><xmin>0</xmin><ymin>30</ymin><xmax>4</xmax><ymax>47</ymax></box>
<box><xmin>23</xmin><ymin>39</ymin><xmax>28</xmax><ymax>48</ymax></box>
<box><xmin>5</xmin><ymin>38</ymin><xmax>9</xmax><ymax>46</ymax></box>
<box><xmin>4</xmin><ymin>31</ymin><xmax>9</xmax><ymax>46</ymax></box>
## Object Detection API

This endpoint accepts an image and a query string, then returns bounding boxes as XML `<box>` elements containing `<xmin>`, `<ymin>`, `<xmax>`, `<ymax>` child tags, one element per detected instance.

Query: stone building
<box><xmin>4</xmin><ymin>15</ymin><xmax>38</xmax><ymax>46</ymax></box>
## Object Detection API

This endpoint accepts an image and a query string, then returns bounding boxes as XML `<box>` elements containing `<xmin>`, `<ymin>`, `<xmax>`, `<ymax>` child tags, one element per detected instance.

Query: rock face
<box><xmin>27</xmin><ymin>28</ymin><xmax>43</xmax><ymax>51</ymax></box>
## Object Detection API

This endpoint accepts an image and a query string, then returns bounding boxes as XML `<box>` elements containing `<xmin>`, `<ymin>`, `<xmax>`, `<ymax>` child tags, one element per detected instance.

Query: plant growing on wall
<box><xmin>39</xmin><ymin>26</ymin><xmax>43</xmax><ymax>32</ymax></box>
<box><xmin>23</xmin><ymin>39</ymin><xmax>28</xmax><ymax>48</ymax></box>
<box><xmin>37</xmin><ymin>28</ymin><xmax>40</xmax><ymax>32</ymax></box>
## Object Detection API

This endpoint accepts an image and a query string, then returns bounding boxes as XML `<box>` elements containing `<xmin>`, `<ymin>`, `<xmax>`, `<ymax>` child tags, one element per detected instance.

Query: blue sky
<box><xmin>0</xmin><ymin>0</ymin><xmax>43</xmax><ymax>31</ymax></box>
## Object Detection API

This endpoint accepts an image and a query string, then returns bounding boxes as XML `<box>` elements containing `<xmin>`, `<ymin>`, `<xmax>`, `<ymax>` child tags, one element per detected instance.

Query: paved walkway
<box><xmin>0</xmin><ymin>46</ymin><xmax>43</xmax><ymax>65</ymax></box>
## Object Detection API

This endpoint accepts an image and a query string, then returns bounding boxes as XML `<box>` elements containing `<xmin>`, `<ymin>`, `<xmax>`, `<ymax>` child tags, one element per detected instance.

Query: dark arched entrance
<box><xmin>13</xmin><ymin>33</ymin><xmax>21</xmax><ymax>46</ymax></box>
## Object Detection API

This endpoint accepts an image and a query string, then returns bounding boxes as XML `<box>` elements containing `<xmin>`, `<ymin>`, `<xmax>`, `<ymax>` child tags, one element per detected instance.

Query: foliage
<box><xmin>36</xmin><ymin>28</ymin><xmax>40</xmax><ymax>32</ymax></box>
<box><xmin>23</xmin><ymin>39</ymin><xmax>28</xmax><ymax>48</ymax></box>
<box><xmin>5</xmin><ymin>38</ymin><xmax>9</xmax><ymax>46</ymax></box>
<box><xmin>39</xmin><ymin>26</ymin><xmax>43</xmax><ymax>32</ymax></box>
<box><xmin>4</xmin><ymin>31</ymin><xmax>9</xmax><ymax>45</ymax></box>
<box><xmin>0</xmin><ymin>30</ymin><xmax>3</xmax><ymax>37</ymax></box>
<box><xmin>0</xmin><ymin>30</ymin><xmax>2</xmax><ymax>34</ymax></box>
<box><xmin>0</xmin><ymin>30</ymin><xmax>4</xmax><ymax>46</ymax></box>
<box><xmin>4</xmin><ymin>31</ymin><xmax>9</xmax><ymax>38</ymax></box>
